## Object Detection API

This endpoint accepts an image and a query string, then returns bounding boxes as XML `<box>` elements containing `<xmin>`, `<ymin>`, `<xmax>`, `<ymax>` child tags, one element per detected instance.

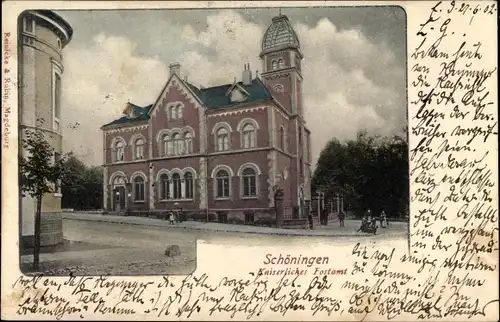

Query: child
<box><xmin>169</xmin><ymin>212</ymin><xmax>175</xmax><ymax>225</ymax></box>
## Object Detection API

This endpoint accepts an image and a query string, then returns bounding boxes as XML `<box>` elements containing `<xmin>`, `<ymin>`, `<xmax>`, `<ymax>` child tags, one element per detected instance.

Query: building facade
<box><xmin>19</xmin><ymin>10</ymin><xmax>73</xmax><ymax>246</ymax></box>
<box><xmin>101</xmin><ymin>14</ymin><xmax>312</xmax><ymax>224</ymax></box>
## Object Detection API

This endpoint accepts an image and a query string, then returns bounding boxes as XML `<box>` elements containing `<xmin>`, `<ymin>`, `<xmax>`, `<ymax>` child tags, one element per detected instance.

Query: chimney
<box><xmin>242</xmin><ymin>63</ymin><xmax>252</xmax><ymax>85</ymax></box>
<box><xmin>169</xmin><ymin>62</ymin><xmax>181</xmax><ymax>77</ymax></box>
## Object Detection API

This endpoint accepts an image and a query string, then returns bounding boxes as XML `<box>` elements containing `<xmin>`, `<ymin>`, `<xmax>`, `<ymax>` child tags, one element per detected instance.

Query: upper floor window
<box><xmin>176</xmin><ymin>104</ymin><xmax>183</xmax><ymax>119</ymax></box>
<box><xmin>184</xmin><ymin>132</ymin><xmax>193</xmax><ymax>154</ymax></box>
<box><xmin>53</xmin><ymin>69</ymin><xmax>62</xmax><ymax>132</ymax></box>
<box><xmin>162</xmin><ymin>134</ymin><xmax>172</xmax><ymax>156</ymax></box>
<box><xmin>300</xmin><ymin>157</ymin><xmax>304</xmax><ymax>176</ymax></box>
<box><xmin>242</xmin><ymin>124</ymin><xmax>256</xmax><ymax>149</ymax></box>
<box><xmin>272</xmin><ymin>60</ymin><xmax>278</xmax><ymax>70</ymax></box>
<box><xmin>172</xmin><ymin>133</ymin><xmax>184</xmax><ymax>155</ymax></box>
<box><xmin>216</xmin><ymin>128</ymin><xmax>230</xmax><ymax>151</ymax></box>
<box><xmin>169</xmin><ymin>103</ymin><xmax>184</xmax><ymax>120</ymax></box>
<box><xmin>298</xmin><ymin>127</ymin><xmax>302</xmax><ymax>144</ymax></box>
<box><xmin>241</xmin><ymin>168</ymin><xmax>257</xmax><ymax>197</ymax></box>
<box><xmin>216</xmin><ymin>170</ymin><xmax>230</xmax><ymax>198</ymax></box>
<box><xmin>170</xmin><ymin>106</ymin><xmax>177</xmax><ymax>119</ymax></box>
<box><xmin>133</xmin><ymin>176</ymin><xmax>145</xmax><ymax>201</ymax></box>
<box><xmin>113</xmin><ymin>140</ymin><xmax>125</xmax><ymax>162</ymax></box>
<box><xmin>278</xmin><ymin>59</ymin><xmax>284</xmax><ymax>69</ymax></box>
<box><xmin>279</xmin><ymin>126</ymin><xmax>285</xmax><ymax>151</ymax></box>
<box><xmin>159</xmin><ymin>128</ymin><xmax>194</xmax><ymax>157</ymax></box>
<box><xmin>24</xmin><ymin>16</ymin><xmax>35</xmax><ymax>34</ymax></box>
<box><xmin>134</xmin><ymin>138</ymin><xmax>145</xmax><ymax>160</ymax></box>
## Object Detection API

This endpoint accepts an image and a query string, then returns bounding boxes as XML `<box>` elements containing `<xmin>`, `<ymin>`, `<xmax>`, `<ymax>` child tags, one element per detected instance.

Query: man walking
<box><xmin>339</xmin><ymin>211</ymin><xmax>345</xmax><ymax>227</ymax></box>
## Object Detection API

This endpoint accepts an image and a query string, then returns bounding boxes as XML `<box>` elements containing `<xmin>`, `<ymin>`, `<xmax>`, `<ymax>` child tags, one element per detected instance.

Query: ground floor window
<box><xmin>133</xmin><ymin>177</ymin><xmax>145</xmax><ymax>201</ymax></box>
<box><xmin>216</xmin><ymin>170</ymin><xmax>230</xmax><ymax>198</ymax></box>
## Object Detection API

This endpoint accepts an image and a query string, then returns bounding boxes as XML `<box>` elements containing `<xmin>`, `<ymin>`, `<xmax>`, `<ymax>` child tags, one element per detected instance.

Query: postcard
<box><xmin>1</xmin><ymin>1</ymin><xmax>498</xmax><ymax>320</ymax></box>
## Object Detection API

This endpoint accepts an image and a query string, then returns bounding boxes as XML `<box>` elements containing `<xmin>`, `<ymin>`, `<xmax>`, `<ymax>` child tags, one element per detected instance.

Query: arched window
<box><xmin>278</xmin><ymin>59</ymin><xmax>284</xmax><ymax>69</ymax></box>
<box><xmin>112</xmin><ymin>175</ymin><xmax>126</xmax><ymax>188</ymax></box>
<box><xmin>172</xmin><ymin>133</ymin><xmax>181</xmax><ymax>155</ymax></box>
<box><xmin>216</xmin><ymin>128</ymin><xmax>229</xmax><ymax>151</ymax></box>
<box><xmin>178</xmin><ymin>136</ymin><xmax>185</xmax><ymax>155</ymax></box>
<box><xmin>272</xmin><ymin>60</ymin><xmax>278</xmax><ymax>70</ymax></box>
<box><xmin>170</xmin><ymin>106</ymin><xmax>177</xmax><ymax>119</ymax></box>
<box><xmin>184</xmin><ymin>172</ymin><xmax>194</xmax><ymax>199</ymax></box>
<box><xmin>133</xmin><ymin>176</ymin><xmax>145</xmax><ymax>201</ymax></box>
<box><xmin>279</xmin><ymin>127</ymin><xmax>285</xmax><ymax>150</ymax></box>
<box><xmin>176</xmin><ymin>104</ymin><xmax>183</xmax><ymax>118</ymax></box>
<box><xmin>134</xmin><ymin>138</ymin><xmax>144</xmax><ymax>160</ymax></box>
<box><xmin>159</xmin><ymin>173</ymin><xmax>170</xmax><ymax>200</ymax></box>
<box><xmin>185</xmin><ymin>132</ymin><xmax>193</xmax><ymax>154</ymax></box>
<box><xmin>114</xmin><ymin>140</ymin><xmax>125</xmax><ymax>162</ymax></box>
<box><xmin>242</xmin><ymin>168</ymin><xmax>257</xmax><ymax>197</ymax></box>
<box><xmin>216</xmin><ymin>170</ymin><xmax>230</xmax><ymax>198</ymax></box>
<box><xmin>242</xmin><ymin>124</ymin><xmax>256</xmax><ymax>148</ymax></box>
<box><xmin>162</xmin><ymin>134</ymin><xmax>171</xmax><ymax>156</ymax></box>
<box><xmin>172</xmin><ymin>173</ymin><xmax>182</xmax><ymax>199</ymax></box>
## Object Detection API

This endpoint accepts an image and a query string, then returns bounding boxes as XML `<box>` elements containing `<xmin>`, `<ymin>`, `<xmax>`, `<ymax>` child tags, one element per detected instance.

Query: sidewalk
<box><xmin>63</xmin><ymin>213</ymin><xmax>408</xmax><ymax>238</ymax></box>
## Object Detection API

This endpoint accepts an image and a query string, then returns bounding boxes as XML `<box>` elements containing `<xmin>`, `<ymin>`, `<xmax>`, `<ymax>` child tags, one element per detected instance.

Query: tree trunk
<box><xmin>33</xmin><ymin>195</ymin><xmax>42</xmax><ymax>269</ymax></box>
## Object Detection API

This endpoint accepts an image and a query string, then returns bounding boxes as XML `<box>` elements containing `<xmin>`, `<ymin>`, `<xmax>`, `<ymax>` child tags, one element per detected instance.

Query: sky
<box><xmin>55</xmin><ymin>6</ymin><xmax>407</xmax><ymax>167</ymax></box>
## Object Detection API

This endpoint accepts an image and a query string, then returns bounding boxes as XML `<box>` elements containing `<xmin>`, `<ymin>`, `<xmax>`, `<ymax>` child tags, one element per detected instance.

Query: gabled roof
<box><xmin>193</xmin><ymin>78</ymin><xmax>273</xmax><ymax>110</ymax></box>
<box><xmin>101</xmin><ymin>102</ymin><xmax>152</xmax><ymax>128</ymax></box>
<box><xmin>101</xmin><ymin>77</ymin><xmax>273</xmax><ymax>129</ymax></box>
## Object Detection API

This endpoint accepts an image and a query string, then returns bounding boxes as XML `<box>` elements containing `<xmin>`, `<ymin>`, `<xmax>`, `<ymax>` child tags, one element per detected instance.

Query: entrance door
<box><xmin>114</xmin><ymin>186</ymin><xmax>126</xmax><ymax>212</ymax></box>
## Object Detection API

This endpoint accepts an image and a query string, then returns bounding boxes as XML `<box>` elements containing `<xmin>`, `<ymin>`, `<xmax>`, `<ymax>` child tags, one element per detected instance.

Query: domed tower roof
<box><xmin>261</xmin><ymin>14</ymin><xmax>301</xmax><ymax>56</ymax></box>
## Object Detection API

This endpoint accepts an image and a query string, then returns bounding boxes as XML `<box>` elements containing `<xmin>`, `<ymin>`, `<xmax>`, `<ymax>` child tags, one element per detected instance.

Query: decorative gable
<box><xmin>230</xmin><ymin>89</ymin><xmax>247</xmax><ymax>103</ymax></box>
<box><xmin>226</xmin><ymin>82</ymin><xmax>249</xmax><ymax>103</ymax></box>
<box><xmin>122</xmin><ymin>103</ymin><xmax>135</xmax><ymax>118</ymax></box>
<box><xmin>148</xmin><ymin>73</ymin><xmax>203</xmax><ymax>118</ymax></box>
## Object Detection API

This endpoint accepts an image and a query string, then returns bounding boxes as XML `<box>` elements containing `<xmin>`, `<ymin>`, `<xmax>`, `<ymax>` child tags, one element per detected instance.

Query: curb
<box><xmin>63</xmin><ymin>215</ymin><xmax>407</xmax><ymax>238</ymax></box>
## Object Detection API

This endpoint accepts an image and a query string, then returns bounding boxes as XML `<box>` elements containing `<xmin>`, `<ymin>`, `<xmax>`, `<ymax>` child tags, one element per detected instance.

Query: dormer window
<box><xmin>230</xmin><ymin>90</ymin><xmax>247</xmax><ymax>103</ymax></box>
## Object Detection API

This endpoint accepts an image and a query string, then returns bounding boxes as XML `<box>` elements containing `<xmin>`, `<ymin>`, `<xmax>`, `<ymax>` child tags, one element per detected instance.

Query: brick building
<box><xmin>101</xmin><ymin>14</ymin><xmax>312</xmax><ymax>224</ymax></box>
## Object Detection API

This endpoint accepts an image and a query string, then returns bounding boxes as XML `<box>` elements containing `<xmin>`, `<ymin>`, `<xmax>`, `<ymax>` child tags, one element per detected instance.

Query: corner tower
<box><xmin>18</xmin><ymin>10</ymin><xmax>73</xmax><ymax>247</ymax></box>
<box><xmin>260</xmin><ymin>14</ymin><xmax>304</xmax><ymax>116</ymax></box>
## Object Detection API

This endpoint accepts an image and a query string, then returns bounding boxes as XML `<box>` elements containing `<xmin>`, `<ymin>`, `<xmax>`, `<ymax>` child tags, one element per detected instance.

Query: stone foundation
<box><xmin>21</xmin><ymin>212</ymin><xmax>63</xmax><ymax>248</ymax></box>
<box><xmin>40</xmin><ymin>212</ymin><xmax>63</xmax><ymax>246</ymax></box>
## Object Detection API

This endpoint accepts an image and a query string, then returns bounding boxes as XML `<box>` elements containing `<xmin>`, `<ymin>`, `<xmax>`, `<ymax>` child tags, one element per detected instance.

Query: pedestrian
<box><xmin>339</xmin><ymin>211</ymin><xmax>345</xmax><ymax>227</ymax></box>
<box><xmin>380</xmin><ymin>210</ymin><xmax>387</xmax><ymax>228</ymax></box>
<box><xmin>169</xmin><ymin>212</ymin><xmax>175</xmax><ymax>225</ymax></box>
<box><xmin>357</xmin><ymin>213</ymin><xmax>367</xmax><ymax>232</ymax></box>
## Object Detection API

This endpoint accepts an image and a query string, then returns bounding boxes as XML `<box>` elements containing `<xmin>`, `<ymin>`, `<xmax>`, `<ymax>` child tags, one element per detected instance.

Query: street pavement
<box><xmin>20</xmin><ymin>213</ymin><xmax>408</xmax><ymax>276</ymax></box>
<box><xmin>61</xmin><ymin>212</ymin><xmax>409</xmax><ymax>237</ymax></box>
